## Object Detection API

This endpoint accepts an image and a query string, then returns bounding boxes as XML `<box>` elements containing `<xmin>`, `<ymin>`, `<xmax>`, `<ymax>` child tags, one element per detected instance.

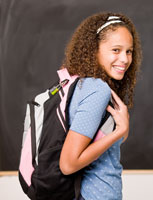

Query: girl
<box><xmin>60</xmin><ymin>12</ymin><xmax>142</xmax><ymax>200</ymax></box>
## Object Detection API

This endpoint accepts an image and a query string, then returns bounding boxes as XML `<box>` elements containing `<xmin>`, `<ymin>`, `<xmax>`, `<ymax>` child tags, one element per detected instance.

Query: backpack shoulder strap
<box><xmin>57</xmin><ymin>68</ymin><xmax>78</xmax><ymax>83</ymax></box>
<box><xmin>57</xmin><ymin>69</ymin><xmax>81</xmax><ymax>199</ymax></box>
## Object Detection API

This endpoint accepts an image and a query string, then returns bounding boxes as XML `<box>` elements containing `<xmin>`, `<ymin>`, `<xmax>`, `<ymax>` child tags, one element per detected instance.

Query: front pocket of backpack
<box><xmin>31</xmin><ymin>145</ymin><xmax>74</xmax><ymax>193</ymax></box>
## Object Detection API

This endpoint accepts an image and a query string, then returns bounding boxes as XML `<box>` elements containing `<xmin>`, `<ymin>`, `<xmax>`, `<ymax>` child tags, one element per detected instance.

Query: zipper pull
<box><xmin>50</xmin><ymin>79</ymin><xmax>69</xmax><ymax>95</ymax></box>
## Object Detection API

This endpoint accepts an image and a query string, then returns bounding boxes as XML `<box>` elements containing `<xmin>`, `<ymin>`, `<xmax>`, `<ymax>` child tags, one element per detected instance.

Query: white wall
<box><xmin>122</xmin><ymin>170</ymin><xmax>153</xmax><ymax>200</ymax></box>
<box><xmin>0</xmin><ymin>171</ymin><xmax>153</xmax><ymax>200</ymax></box>
<box><xmin>0</xmin><ymin>175</ymin><xmax>28</xmax><ymax>200</ymax></box>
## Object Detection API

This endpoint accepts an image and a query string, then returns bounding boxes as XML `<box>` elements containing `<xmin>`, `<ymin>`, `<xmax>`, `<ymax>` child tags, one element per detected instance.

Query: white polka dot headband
<box><xmin>96</xmin><ymin>16</ymin><xmax>123</xmax><ymax>34</ymax></box>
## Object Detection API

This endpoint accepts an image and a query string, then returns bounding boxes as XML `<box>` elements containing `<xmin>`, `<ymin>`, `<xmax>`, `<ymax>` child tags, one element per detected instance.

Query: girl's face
<box><xmin>97</xmin><ymin>27</ymin><xmax>133</xmax><ymax>80</ymax></box>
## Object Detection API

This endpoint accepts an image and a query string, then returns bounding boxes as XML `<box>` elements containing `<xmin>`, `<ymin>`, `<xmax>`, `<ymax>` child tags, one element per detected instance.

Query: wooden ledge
<box><xmin>0</xmin><ymin>171</ymin><xmax>18</xmax><ymax>176</ymax></box>
<box><xmin>123</xmin><ymin>170</ymin><xmax>153</xmax><ymax>174</ymax></box>
<box><xmin>0</xmin><ymin>170</ymin><xmax>153</xmax><ymax>176</ymax></box>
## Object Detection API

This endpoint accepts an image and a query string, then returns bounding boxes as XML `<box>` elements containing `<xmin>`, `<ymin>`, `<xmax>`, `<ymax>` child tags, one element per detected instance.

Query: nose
<box><xmin>119</xmin><ymin>52</ymin><xmax>128</xmax><ymax>64</ymax></box>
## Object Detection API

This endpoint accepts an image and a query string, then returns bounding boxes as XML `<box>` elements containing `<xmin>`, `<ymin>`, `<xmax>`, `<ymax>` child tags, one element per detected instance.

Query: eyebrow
<box><xmin>112</xmin><ymin>45</ymin><xmax>133</xmax><ymax>49</ymax></box>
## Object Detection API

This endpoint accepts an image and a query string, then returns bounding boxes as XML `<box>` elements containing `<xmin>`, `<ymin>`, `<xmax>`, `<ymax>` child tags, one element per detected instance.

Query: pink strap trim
<box><xmin>56</xmin><ymin>107</ymin><xmax>66</xmax><ymax>132</ymax></box>
<box><xmin>57</xmin><ymin>68</ymin><xmax>71</xmax><ymax>80</ymax></box>
<box><xmin>57</xmin><ymin>68</ymin><xmax>78</xmax><ymax>120</ymax></box>
<box><xmin>94</xmin><ymin>129</ymin><xmax>105</xmax><ymax>142</ymax></box>
<box><xmin>19</xmin><ymin>128</ymin><xmax>34</xmax><ymax>186</ymax></box>
<box><xmin>57</xmin><ymin>68</ymin><xmax>78</xmax><ymax>83</ymax></box>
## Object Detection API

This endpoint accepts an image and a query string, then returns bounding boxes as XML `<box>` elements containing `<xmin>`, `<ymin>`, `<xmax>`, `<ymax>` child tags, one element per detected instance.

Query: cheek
<box><xmin>98</xmin><ymin>54</ymin><xmax>118</xmax><ymax>67</ymax></box>
<box><xmin>103</xmin><ymin>51</ymin><xmax>115</xmax><ymax>60</ymax></box>
<box><xmin>107</xmin><ymin>54</ymin><xmax>118</xmax><ymax>64</ymax></box>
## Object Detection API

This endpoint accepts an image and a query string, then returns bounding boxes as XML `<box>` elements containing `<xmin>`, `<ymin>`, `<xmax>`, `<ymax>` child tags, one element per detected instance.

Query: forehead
<box><xmin>100</xmin><ymin>26</ymin><xmax>133</xmax><ymax>47</ymax></box>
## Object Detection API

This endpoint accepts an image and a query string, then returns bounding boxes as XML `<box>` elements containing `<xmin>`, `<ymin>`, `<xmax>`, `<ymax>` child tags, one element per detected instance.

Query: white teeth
<box><xmin>113</xmin><ymin>66</ymin><xmax>125</xmax><ymax>71</ymax></box>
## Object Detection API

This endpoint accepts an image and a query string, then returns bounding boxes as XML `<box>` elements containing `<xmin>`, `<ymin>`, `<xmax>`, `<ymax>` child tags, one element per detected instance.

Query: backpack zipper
<box><xmin>49</xmin><ymin>79</ymin><xmax>69</xmax><ymax>95</ymax></box>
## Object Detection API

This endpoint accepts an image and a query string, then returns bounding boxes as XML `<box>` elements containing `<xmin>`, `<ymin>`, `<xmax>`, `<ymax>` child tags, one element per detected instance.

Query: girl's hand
<box><xmin>106</xmin><ymin>90</ymin><xmax>129</xmax><ymax>142</ymax></box>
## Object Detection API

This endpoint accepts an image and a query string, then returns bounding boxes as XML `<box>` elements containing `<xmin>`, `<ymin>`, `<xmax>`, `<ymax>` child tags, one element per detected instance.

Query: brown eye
<box><xmin>127</xmin><ymin>49</ymin><xmax>133</xmax><ymax>54</ymax></box>
<box><xmin>113</xmin><ymin>49</ymin><xmax>120</xmax><ymax>53</ymax></box>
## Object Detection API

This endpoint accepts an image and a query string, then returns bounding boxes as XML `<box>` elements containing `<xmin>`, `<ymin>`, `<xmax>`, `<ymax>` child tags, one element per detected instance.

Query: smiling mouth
<box><xmin>113</xmin><ymin>66</ymin><xmax>126</xmax><ymax>73</ymax></box>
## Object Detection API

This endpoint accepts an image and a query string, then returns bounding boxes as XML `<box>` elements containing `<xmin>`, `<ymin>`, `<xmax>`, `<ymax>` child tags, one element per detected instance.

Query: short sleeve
<box><xmin>69</xmin><ymin>78</ymin><xmax>111</xmax><ymax>139</ymax></box>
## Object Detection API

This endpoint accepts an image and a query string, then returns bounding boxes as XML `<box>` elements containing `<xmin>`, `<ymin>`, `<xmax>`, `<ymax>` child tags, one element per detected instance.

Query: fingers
<box><xmin>107</xmin><ymin>90</ymin><xmax>129</xmax><ymax>117</ymax></box>
<box><xmin>106</xmin><ymin>105</ymin><xmax>115</xmax><ymax>116</ymax></box>
<box><xmin>111</xmin><ymin>90</ymin><xmax>127</xmax><ymax>110</ymax></box>
<box><xmin>111</xmin><ymin>90</ymin><xmax>123</xmax><ymax>105</ymax></box>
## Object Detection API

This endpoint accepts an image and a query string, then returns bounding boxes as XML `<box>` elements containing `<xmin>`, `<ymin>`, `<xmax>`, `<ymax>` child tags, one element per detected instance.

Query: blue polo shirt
<box><xmin>69</xmin><ymin>78</ymin><xmax>123</xmax><ymax>200</ymax></box>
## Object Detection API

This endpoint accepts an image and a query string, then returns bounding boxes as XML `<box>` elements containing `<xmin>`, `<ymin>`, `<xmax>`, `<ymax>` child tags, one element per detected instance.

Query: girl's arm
<box><xmin>60</xmin><ymin>90</ymin><xmax>129</xmax><ymax>175</ymax></box>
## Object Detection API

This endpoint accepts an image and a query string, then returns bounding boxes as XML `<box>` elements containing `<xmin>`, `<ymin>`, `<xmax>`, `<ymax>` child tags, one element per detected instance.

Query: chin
<box><xmin>112</xmin><ymin>75</ymin><xmax>124</xmax><ymax>80</ymax></box>
<box><xmin>116</xmin><ymin>77</ymin><xmax>124</xmax><ymax>80</ymax></box>
<box><xmin>109</xmin><ymin>71</ymin><xmax>125</xmax><ymax>80</ymax></box>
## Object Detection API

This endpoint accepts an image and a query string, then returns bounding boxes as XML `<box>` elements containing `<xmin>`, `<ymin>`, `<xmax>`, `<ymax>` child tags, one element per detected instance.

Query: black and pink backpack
<box><xmin>19</xmin><ymin>68</ymin><xmax>115</xmax><ymax>200</ymax></box>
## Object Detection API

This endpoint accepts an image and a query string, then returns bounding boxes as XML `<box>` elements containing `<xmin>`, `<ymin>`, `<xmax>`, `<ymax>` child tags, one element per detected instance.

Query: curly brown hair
<box><xmin>62</xmin><ymin>12</ymin><xmax>142</xmax><ymax>108</ymax></box>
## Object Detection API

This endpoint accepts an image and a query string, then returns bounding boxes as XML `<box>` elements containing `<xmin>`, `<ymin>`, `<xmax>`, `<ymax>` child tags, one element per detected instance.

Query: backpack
<box><xmin>19</xmin><ymin>68</ymin><xmax>115</xmax><ymax>200</ymax></box>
